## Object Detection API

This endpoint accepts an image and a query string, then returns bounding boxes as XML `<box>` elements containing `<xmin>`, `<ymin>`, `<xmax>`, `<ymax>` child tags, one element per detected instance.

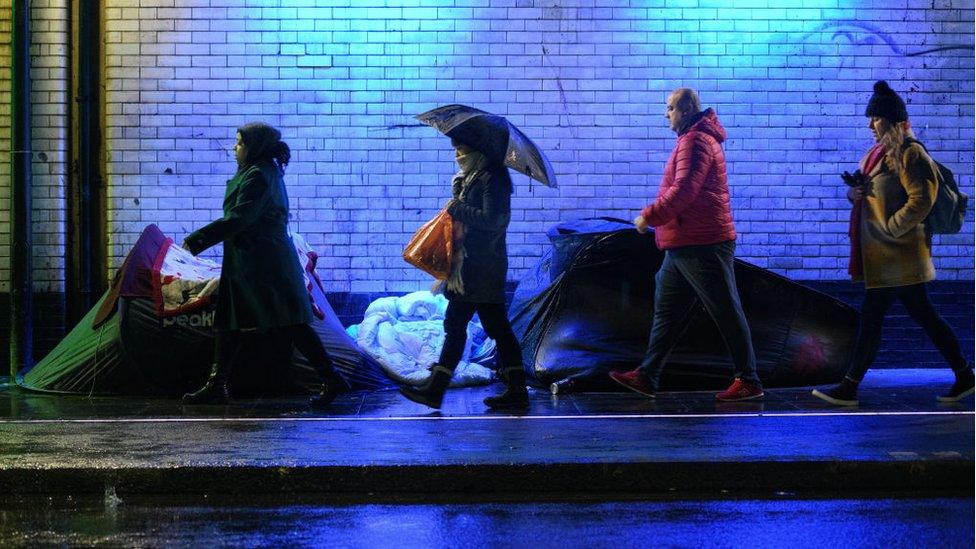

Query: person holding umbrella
<box><xmin>401</xmin><ymin>105</ymin><xmax>557</xmax><ymax>410</ymax></box>
<box><xmin>181</xmin><ymin>122</ymin><xmax>347</xmax><ymax>407</ymax></box>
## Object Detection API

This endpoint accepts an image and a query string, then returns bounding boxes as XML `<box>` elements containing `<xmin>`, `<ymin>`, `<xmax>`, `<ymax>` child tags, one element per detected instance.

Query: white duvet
<box><xmin>347</xmin><ymin>291</ymin><xmax>496</xmax><ymax>387</ymax></box>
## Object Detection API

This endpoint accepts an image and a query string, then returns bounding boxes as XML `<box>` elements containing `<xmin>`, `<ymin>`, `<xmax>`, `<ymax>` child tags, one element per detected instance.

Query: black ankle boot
<box><xmin>938</xmin><ymin>368</ymin><xmax>975</xmax><ymax>403</ymax></box>
<box><xmin>400</xmin><ymin>364</ymin><xmax>454</xmax><ymax>409</ymax></box>
<box><xmin>182</xmin><ymin>362</ymin><xmax>230</xmax><ymax>404</ymax></box>
<box><xmin>484</xmin><ymin>366</ymin><xmax>529</xmax><ymax>410</ymax></box>
<box><xmin>310</xmin><ymin>371</ymin><xmax>349</xmax><ymax>409</ymax></box>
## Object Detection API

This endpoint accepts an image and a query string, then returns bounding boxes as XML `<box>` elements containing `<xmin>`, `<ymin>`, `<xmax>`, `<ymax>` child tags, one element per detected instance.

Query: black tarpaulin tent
<box><xmin>510</xmin><ymin>218</ymin><xmax>859</xmax><ymax>392</ymax></box>
<box><xmin>19</xmin><ymin>224</ymin><xmax>393</xmax><ymax>396</ymax></box>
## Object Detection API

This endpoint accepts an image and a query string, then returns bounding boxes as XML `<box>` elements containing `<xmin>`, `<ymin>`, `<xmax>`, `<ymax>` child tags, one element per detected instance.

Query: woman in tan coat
<box><xmin>813</xmin><ymin>81</ymin><xmax>973</xmax><ymax>406</ymax></box>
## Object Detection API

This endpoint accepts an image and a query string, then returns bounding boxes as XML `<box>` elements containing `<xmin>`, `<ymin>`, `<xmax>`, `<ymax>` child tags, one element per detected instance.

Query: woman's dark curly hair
<box><xmin>238</xmin><ymin>122</ymin><xmax>291</xmax><ymax>172</ymax></box>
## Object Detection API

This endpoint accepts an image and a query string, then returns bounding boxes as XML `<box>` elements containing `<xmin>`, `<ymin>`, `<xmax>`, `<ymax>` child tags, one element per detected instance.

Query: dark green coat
<box><xmin>446</xmin><ymin>165</ymin><xmax>513</xmax><ymax>304</ymax></box>
<box><xmin>185</xmin><ymin>161</ymin><xmax>312</xmax><ymax>331</ymax></box>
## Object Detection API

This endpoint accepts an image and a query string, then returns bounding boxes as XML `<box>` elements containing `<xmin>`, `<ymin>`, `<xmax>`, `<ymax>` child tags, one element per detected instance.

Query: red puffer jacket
<box><xmin>640</xmin><ymin>108</ymin><xmax>737</xmax><ymax>250</ymax></box>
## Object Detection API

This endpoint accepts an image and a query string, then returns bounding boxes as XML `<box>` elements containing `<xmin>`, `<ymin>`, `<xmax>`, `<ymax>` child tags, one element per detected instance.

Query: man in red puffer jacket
<box><xmin>610</xmin><ymin>88</ymin><xmax>763</xmax><ymax>402</ymax></box>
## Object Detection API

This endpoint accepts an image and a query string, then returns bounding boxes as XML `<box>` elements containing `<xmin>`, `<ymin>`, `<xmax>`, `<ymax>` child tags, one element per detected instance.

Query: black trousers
<box><xmin>214</xmin><ymin>323</ymin><xmax>335</xmax><ymax>377</ymax></box>
<box><xmin>439</xmin><ymin>300</ymin><xmax>523</xmax><ymax>374</ymax></box>
<box><xmin>845</xmin><ymin>282</ymin><xmax>967</xmax><ymax>382</ymax></box>
<box><xmin>637</xmin><ymin>241</ymin><xmax>760</xmax><ymax>390</ymax></box>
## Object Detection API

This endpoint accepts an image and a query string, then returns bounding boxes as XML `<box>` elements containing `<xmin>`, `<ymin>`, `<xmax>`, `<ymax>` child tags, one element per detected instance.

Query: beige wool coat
<box><xmin>854</xmin><ymin>142</ymin><xmax>938</xmax><ymax>289</ymax></box>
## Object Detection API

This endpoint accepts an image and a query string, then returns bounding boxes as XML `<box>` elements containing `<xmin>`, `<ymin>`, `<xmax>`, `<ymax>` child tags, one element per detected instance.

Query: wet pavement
<box><xmin>0</xmin><ymin>369</ymin><xmax>972</xmax><ymax>498</ymax></box>
<box><xmin>0</xmin><ymin>495</ymin><xmax>972</xmax><ymax>548</ymax></box>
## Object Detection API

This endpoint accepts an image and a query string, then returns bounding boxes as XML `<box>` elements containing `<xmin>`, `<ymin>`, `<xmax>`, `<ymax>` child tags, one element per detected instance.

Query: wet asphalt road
<box><xmin>1</xmin><ymin>369</ymin><xmax>972</xmax><ymax>546</ymax></box>
<box><xmin>0</xmin><ymin>496</ymin><xmax>972</xmax><ymax>548</ymax></box>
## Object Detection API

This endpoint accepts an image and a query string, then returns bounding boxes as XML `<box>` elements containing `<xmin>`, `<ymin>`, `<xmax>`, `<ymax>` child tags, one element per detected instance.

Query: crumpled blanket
<box><xmin>347</xmin><ymin>291</ymin><xmax>496</xmax><ymax>387</ymax></box>
<box><xmin>156</xmin><ymin>242</ymin><xmax>221</xmax><ymax>316</ymax></box>
<box><xmin>156</xmin><ymin>232</ymin><xmax>324</xmax><ymax>319</ymax></box>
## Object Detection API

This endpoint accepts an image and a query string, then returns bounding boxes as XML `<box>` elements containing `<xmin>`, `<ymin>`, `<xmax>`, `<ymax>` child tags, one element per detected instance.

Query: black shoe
<box><xmin>400</xmin><ymin>365</ymin><xmax>454</xmax><ymax>409</ymax></box>
<box><xmin>309</xmin><ymin>372</ymin><xmax>349</xmax><ymax>409</ymax></box>
<box><xmin>938</xmin><ymin>369</ymin><xmax>975</xmax><ymax>403</ymax></box>
<box><xmin>812</xmin><ymin>378</ymin><xmax>859</xmax><ymax>406</ymax></box>
<box><xmin>182</xmin><ymin>363</ymin><xmax>230</xmax><ymax>405</ymax></box>
<box><xmin>484</xmin><ymin>367</ymin><xmax>529</xmax><ymax>410</ymax></box>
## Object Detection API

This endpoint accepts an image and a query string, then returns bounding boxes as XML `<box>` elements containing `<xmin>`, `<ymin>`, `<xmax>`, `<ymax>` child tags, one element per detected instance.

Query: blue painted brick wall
<box><xmin>1</xmin><ymin>1</ymin><xmax>973</xmax><ymax>297</ymax></box>
<box><xmin>66</xmin><ymin>0</ymin><xmax>974</xmax><ymax>296</ymax></box>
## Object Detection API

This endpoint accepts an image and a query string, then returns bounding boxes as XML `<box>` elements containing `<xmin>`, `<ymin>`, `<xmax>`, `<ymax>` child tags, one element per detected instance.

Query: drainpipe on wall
<box><xmin>66</xmin><ymin>0</ymin><xmax>106</xmax><ymax>327</ymax></box>
<box><xmin>10</xmin><ymin>0</ymin><xmax>33</xmax><ymax>376</ymax></box>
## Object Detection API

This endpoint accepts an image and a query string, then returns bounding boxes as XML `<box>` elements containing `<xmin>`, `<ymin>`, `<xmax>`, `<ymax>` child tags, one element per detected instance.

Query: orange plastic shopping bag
<box><xmin>403</xmin><ymin>208</ymin><xmax>455</xmax><ymax>280</ymax></box>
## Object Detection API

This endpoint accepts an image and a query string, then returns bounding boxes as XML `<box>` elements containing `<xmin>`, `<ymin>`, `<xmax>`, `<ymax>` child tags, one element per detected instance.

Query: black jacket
<box><xmin>446</xmin><ymin>165</ymin><xmax>513</xmax><ymax>304</ymax></box>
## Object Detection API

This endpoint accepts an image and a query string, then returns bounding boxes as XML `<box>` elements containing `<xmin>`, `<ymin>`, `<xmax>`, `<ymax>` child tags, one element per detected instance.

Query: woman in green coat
<box><xmin>181</xmin><ymin>122</ymin><xmax>346</xmax><ymax>406</ymax></box>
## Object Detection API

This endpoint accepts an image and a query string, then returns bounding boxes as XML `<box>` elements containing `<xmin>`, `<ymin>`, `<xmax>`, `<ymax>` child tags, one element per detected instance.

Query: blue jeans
<box><xmin>637</xmin><ymin>240</ymin><xmax>761</xmax><ymax>390</ymax></box>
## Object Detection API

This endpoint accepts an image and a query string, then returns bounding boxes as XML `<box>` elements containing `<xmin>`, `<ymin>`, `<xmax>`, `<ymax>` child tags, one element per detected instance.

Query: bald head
<box><xmin>666</xmin><ymin>88</ymin><xmax>701</xmax><ymax>133</ymax></box>
<box><xmin>671</xmin><ymin>88</ymin><xmax>700</xmax><ymax>113</ymax></box>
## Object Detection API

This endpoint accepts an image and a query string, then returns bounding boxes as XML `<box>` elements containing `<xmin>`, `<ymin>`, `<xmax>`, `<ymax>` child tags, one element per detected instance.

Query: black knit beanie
<box><xmin>865</xmin><ymin>80</ymin><xmax>908</xmax><ymax>122</ymax></box>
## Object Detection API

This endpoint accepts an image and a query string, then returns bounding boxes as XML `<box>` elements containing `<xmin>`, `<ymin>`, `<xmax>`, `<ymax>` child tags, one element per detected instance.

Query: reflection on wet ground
<box><xmin>2</xmin><ymin>368</ymin><xmax>972</xmax><ymax>421</ymax></box>
<box><xmin>0</xmin><ymin>495</ymin><xmax>972</xmax><ymax>548</ymax></box>
<box><xmin>0</xmin><ymin>369</ymin><xmax>972</xmax><ymax>506</ymax></box>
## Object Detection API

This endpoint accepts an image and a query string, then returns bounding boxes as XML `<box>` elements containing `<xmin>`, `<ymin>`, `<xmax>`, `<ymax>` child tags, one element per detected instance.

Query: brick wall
<box><xmin>2</xmin><ymin>1</ymin><xmax>975</xmax><ymax>371</ymax></box>
<box><xmin>30</xmin><ymin>0</ymin><xmax>69</xmax><ymax>293</ymax></box>
<box><xmin>93</xmin><ymin>0</ymin><xmax>974</xmax><ymax>294</ymax></box>
<box><xmin>2</xmin><ymin>1</ymin><xmax>973</xmax><ymax>294</ymax></box>
<box><xmin>0</xmin><ymin>0</ymin><xmax>69</xmax><ymax>294</ymax></box>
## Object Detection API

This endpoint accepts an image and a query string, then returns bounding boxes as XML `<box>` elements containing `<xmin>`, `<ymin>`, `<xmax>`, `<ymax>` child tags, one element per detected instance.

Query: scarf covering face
<box><xmin>446</xmin><ymin>149</ymin><xmax>488</xmax><ymax>295</ymax></box>
<box><xmin>455</xmin><ymin>149</ymin><xmax>487</xmax><ymax>176</ymax></box>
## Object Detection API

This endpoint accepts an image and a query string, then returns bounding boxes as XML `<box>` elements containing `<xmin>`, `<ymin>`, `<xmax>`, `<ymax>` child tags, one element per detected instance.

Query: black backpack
<box><xmin>902</xmin><ymin>138</ymin><xmax>968</xmax><ymax>234</ymax></box>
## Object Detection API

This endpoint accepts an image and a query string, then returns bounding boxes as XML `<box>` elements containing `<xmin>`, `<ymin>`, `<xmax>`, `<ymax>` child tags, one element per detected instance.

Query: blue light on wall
<box><xmin>98</xmin><ymin>0</ymin><xmax>973</xmax><ymax>292</ymax></box>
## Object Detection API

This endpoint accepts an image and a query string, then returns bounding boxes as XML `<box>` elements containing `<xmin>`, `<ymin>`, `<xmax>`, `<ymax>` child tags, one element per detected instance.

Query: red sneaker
<box><xmin>716</xmin><ymin>378</ymin><xmax>764</xmax><ymax>401</ymax></box>
<box><xmin>609</xmin><ymin>368</ymin><xmax>656</xmax><ymax>398</ymax></box>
